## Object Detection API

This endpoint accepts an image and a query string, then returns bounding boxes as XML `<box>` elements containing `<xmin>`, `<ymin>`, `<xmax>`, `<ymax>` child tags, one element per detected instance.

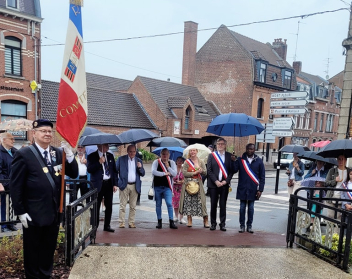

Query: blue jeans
<box><xmin>154</xmin><ymin>186</ymin><xmax>173</xmax><ymax>220</ymax></box>
<box><xmin>239</xmin><ymin>200</ymin><xmax>254</xmax><ymax>228</ymax></box>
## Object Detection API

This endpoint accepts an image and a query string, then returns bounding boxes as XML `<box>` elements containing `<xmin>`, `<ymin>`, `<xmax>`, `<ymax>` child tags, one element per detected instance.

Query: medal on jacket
<box><xmin>54</xmin><ymin>164</ymin><xmax>62</xmax><ymax>176</ymax></box>
<box><xmin>43</xmin><ymin>167</ymin><xmax>49</xmax><ymax>173</ymax></box>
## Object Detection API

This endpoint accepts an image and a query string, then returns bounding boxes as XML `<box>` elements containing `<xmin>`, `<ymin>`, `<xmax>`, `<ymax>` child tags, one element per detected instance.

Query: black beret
<box><xmin>32</xmin><ymin>119</ymin><xmax>53</xmax><ymax>129</ymax></box>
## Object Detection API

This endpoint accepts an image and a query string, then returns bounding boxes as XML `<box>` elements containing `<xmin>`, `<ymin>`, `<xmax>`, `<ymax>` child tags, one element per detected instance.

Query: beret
<box><xmin>32</xmin><ymin>119</ymin><xmax>53</xmax><ymax>129</ymax></box>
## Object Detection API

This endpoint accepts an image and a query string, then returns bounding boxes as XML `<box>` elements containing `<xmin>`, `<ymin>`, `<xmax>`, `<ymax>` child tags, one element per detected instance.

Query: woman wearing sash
<box><xmin>179</xmin><ymin>148</ymin><xmax>209</xmax><ymax>228</ymax></box>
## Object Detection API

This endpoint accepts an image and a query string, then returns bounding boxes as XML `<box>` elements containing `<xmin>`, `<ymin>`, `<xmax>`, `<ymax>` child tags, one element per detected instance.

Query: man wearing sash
<box><xmin>233</xmin><ymin>143</ymin><xmax>265</xmax><ymax>233</ymax></box>
<box><xmin>151</xmin><ymin>148</ymin><xmax>178</xmax><ymax>229</ymax></box>
<box><xmin>10</xmin><ymin>119</ymin><xmax>78</xmax><ymax>279</ymax></box>
<box><xmin>207</xmin><ymin>138</ymin><xmax>235</xmax><ymax>231</ymax></box>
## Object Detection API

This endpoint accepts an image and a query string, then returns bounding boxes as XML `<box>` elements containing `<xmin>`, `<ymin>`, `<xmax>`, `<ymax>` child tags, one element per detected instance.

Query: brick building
<box><xmin>181</xmin><ymin>21</ymin><xmax>297</xmax><ymax>154</ymax></box>
<box><xmin>0</xmin><ymin>0</ymin><xmax>42</xmax><ymax>148</ymax></box>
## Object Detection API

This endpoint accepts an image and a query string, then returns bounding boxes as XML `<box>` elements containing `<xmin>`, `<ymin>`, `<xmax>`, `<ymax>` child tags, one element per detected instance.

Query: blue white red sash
<box><xmin>241</xmin><ymin>159</ymin><xmax>259</xmax><ymax>185</ymax></box>
<box><xmin>342</xmin><ymin>182</ymin><xmax>352</xmax><ymax>200</ymax></box>
<box><xmin>185</xmin><ymin>159</ymin><xmax>202</xmax><ymax>180</ymax></box>
<box><xmin>158</xmin><ymin>158</ymin><xmax>172</xmax><ymax>190</ymax></box>
<box><xmin>212</xmin><ymin>152</ymin><xmax>227</xmax><ymax>180</ymax></box>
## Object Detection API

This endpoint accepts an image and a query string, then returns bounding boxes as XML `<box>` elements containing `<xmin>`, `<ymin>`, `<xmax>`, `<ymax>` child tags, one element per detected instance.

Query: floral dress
<box><xmin>172</xmin><ymin>170</ymin><xmax>184</xmax><ymax>208</ymax></box>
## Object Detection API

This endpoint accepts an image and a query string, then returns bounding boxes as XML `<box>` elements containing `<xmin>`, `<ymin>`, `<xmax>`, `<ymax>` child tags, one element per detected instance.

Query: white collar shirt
<box><xmin>36</xmin><ymin>143</ymin><xmax>51</xmax><ymax>163</ymax></box>
<box><xmin>217</xmin><ymin>151</ymin><xmax>225</xmax><ymax>181</ymax></box>
<box><xmin>98</xmin><ymin>150</ymin><xmax>110</xmax><ymax>180</ymax></box>
<box><xmin>128</xmin><ymin>156</ymin><xmax>136</xmax><ymax>183</ymax></box>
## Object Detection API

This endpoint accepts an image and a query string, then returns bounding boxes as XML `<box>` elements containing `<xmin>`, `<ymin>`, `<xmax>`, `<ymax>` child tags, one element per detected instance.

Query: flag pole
<box><xmin>59</xmin><ymin>152</ymin><xmax>66</xmax><ymax>213</ymax></box>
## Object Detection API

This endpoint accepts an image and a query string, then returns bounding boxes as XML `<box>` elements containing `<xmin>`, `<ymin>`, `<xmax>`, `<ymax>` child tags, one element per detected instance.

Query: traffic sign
<box><xmin>270</xmin><ymin>100</ymin><xmax>307</xmax><ymax>107</ymax></box>
<box><xmin>273</xmin><ymin>118</ymin><xmax>294</xmax><ymax>130</ymax></box>
<box><xmin>256</xmin><ymin>123</ymin><xmax>275</xmax><ymax>143</ymax></box>
<box><xmin>271</xmin><ymin>91</ymin><xmax>308</xmax><ymax>99</ymax></box>
<box><xmin>272</xmin><ymin>130</ymin><xmax>294</xmax><ymax>137</ymax></box>
<box><xmin>270</xmin><ymin>108</ymin><xmax>306</xmax><ymax>115</ymax></box>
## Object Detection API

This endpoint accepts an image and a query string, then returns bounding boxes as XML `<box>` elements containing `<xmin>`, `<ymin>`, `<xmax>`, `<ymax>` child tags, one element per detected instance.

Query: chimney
<box><xmin>182</xmin><ymin>21</ymin><xmax>198</xmax><ymax>86</ymax></box>
<box><xmin>292</xmin><ymin>61</ymin><xmax>302</xmax><ymax>75</ymax></box>
<box><xmin>272</xmin><ymin>38</ymin><xmax>287</xmax><ymax>61</ymax></box>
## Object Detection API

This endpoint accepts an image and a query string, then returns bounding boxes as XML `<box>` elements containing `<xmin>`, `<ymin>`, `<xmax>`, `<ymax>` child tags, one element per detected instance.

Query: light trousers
<box><xmin>119</xmin><ymin>183</ymin><xmax>138</xmax><ymax>225</ymax></box>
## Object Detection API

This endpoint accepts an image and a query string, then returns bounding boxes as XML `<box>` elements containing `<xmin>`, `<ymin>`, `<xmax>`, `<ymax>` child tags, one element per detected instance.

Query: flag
<box><xmin>56</xmin><ymin>0</ymin><xmax>87</xmax><ymax>147</ymax></box>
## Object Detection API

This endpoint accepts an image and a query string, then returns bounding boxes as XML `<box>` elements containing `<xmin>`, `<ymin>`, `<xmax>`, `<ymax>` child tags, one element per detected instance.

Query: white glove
<box><xmin>19</xmin><ymin>213</ymin><xmax>32</xmax><ymax>228</ymax></box>
<box><xmin>61</xmin><ymin>141</ymin><xmax>74</xmax><ymax>157</ymax></box>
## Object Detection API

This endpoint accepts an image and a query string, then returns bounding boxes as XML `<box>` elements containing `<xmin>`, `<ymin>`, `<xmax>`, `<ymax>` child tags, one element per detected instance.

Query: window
<box><xmin>314</xmin><ymin>113</ymin><xmax>318</xmax><ymax>132</ymax></box>
<box><xmin>7</xmin><ymin>0</ymin><xmax>18</xmax><ymax>8</ymax></box>
<box><xmin>185</xmin><ymin>107</ymin><xmax>190</xmax><ymax>130</ymax></box>
<box><xmin>305</xmin><ymin>110</ymin><xmax>311</xmax><ymax>129</ymax></box>
<box><xmin>259</xmin><ymin>63</ymin><xmax>266</xmax><ymax>83</ymax></box>
<box><xmin>257</xmin><ymin>98</ymin><xmax>264</xmax><ymax>118</ymax></box>
<box><xmin>5</xmin><ymin>36</ymin><xmax>21</xmax><ymax>76</ymax></box>
<box><xmin>1</xmin><ymin>100</ymin><xmax>27</xmax><ymax>140</ymax></box>
<box><xmin>283</xmin><ymin>70</ymin><xmax>292</xmax><ymax>89</ymax></box>
<box><xmin>330</xmin><ymin>115</ymin><xmax>334</xmax><ymax>132</ymax></box>
<box><xmin>319</xmin><ymin>114</ymin><xmax>324</xmax><ymax>131</ymax></box>
<box><xmin>325</xmin><ymin>114</ymin><xmax>331</xmax><ymax>132</ymax></box>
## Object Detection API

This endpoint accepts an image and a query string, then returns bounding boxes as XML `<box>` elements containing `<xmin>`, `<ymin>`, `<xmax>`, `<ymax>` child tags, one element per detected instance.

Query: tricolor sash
<box><xmin>185</xmin><ymin>159</ymin><xmax>202</xmax><ymax>180</ymax></box>
<box><xmin>158</xmin><ymin>159</ymin><xmax>172</xmax><ymax>190</ymax></box>
<box><xmin>212</xmin><ymin>152</ymin><xmax>227</xmax><ymax>180</ymax></box>
<box><xmin>342</xmin><ymin>182</ymin><xmax>352</xmax><ymax>200</ymax></box>
<box><xmin>241</xmin><ymin>159</ymin><xmax>259</xmax><ymax>186</ymax></box>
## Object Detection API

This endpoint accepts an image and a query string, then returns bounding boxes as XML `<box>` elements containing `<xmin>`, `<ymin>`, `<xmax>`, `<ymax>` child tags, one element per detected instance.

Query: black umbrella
<box><xmin>147</xmin><ymin>137</ymin><xmax>187</xmax><ymax>147</ymax></box>
<box><xmin>81</xmin><ymin>127</ymin><xmax>101</xmax><ymax>137</ymax></box>
<box><xmin>297</xmin><ymin>150</ymin><xmax>338</xmax><ymax>165</ymax></box>
<box><xmin>117</xmin><ymin>129</ymin><xmax>159</xmax><ymax>144</ymax></box>
<box><xmin>279</xmin><ymin>144</ymin><xmax>310</xmax><ymax>154</ymax></box>
<box><xmin>79</xmin><ymin>132</ymin><xmax>122</xmax><ymax>146</ymax></box>
<box><xmin>316</xmin><ymin>139</ymin><xmax>352</xmax><ymax>158</ymax></box>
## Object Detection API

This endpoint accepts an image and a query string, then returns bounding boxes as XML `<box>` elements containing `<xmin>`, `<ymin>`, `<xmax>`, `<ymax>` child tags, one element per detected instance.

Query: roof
<box><xmin>167</xmin><ymin>96</ymin><xmax>190</xmax><ymax>108</ymax></box>
<box><xmin>228</xmin><ymin>28</ymin><xmax>292</xmax><ymax>68</ymax></box>
<box><xmin>41</xmin><ymin>80</ymin><xmax>155</xmax><ymax>129</ymax></box>
<box><xmin>299</xmin><ymin>72</ymin><xmax>328</xmax><ymax>86</ymax></box>
<box><xmin>0</xmin><ymin>0</ymin><xmax>41</xmax><ymax>18</ymax></box>
<box><xmin>136</xmin><ymin>76</ymin><xmax>218</xmax><ymax>122</ymax></box>
<box><xmin>86</xmin><ymin>72</ymin><xmax>132</xmax><ymax>92</ymax></box>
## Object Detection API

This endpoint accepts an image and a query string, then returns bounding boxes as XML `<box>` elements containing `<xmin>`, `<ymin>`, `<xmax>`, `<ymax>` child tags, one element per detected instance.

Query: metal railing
<box><xmin>0</xmin><ymin>179</ymin><xmax>19</xmax><ymax>227</ymax></box>
<box><xmin>287</xmin><ymin>187</ymin><xmax>352</xmax><ymax>271</ymax></box>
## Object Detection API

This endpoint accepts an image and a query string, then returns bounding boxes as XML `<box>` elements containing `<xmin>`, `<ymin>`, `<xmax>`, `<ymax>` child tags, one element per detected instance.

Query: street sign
<box><xmin>273</xmin><ymin>118</ymin><xmax>294</xmax><ymax>130</ymax></box>
<box><xmin>271</xmin><ymin>91</ymin><xmax>308</xmax><ymax>99</ymax></box>
<box><xmin>272</xmin><ymin>130</ymin><xmax>294</xmax><ymax>137</ymax></box>
<box><xmin>256</xmin><ymin>123</ymin><xmax>276</xmax><ymax>143</ymax></box>
<box><xmin>270</xmin><ymin>99</ymin><xmax>307</xmax><ymax>107</ymax></box>
<box><xmin>270</xmin><ymin>108</ymin><xmax>306</xmax><ymax>115</ymax></box>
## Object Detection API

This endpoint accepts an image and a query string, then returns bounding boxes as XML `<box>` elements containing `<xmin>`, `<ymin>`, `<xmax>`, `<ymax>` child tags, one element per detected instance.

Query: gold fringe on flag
<box><xmin>70</xmin><ymin>0</ymin><xmax>83</xmax><ymax>6</ymax></box>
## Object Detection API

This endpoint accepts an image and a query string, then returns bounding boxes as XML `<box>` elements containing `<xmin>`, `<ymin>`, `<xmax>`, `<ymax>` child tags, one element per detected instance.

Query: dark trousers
<box><xmin>239</xmin><ymin>200</ymin><xmax>254</xmax><ymax>228</ymax></box>
<box><xmin>97</xmin><ymin>179</ymin><xmax>113</xmax><ymax>228</ymax></box>
<box><xmin>1</xmin><ymin>192</ymin><xmax>6</xmax><ymax>228</ymax></box>
<box><xmin>23</xmin><ymin>221</ymin><xmax>59</xmax><ymax>279</ymax></box>
<box><xmin>209</xmin><ymin>186</ymin><xmax>229</xmax><ymax>227</ymax></box>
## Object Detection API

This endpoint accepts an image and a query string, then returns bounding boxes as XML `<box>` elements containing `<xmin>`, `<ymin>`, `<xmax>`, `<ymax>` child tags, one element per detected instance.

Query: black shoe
<box><xmin>103</xmin><ymin>226</ymin><xmax>115</xmax><ymax>232</ymax></box>
<box><xmin>8</xmin><ymin>224</ymin><xmax>18</xmax><ymax>231</ymax></box>
<box><xmin>220</xmin><ymin>226</ymin><xmax>226</xmax><ymax>231</ymax></box>
<box><xmin>136</xmin><ymin>200</ymin><xmax>140</xmax><ymax>206</ymax></box>
<box><xmin>239</xmin><ymin>227</ymin><xmax>245</xmax><ymax>233</ymax></box>
<box><xmin>247</xmin><ymin>227</ymin><xmax>254</xmax><ymax>233</ymax></box>
<box><xmin>156</xmin><ymin>219</ymin><xmax>162</xmax><ymax>229</ymax></box>
<box><xmin>169</xmin><ymin>219</ymin><xmax>178</xmax><ymax>229</ymax></box>
<box><xmin>210</xmin><ymin>224</ymin><xmax>216</xmax><ymax>231</ymax></box>
<box><xmin>1</xmin><ymin>227</ymin><xmax>11</xmax><ymax>233</ymax></box>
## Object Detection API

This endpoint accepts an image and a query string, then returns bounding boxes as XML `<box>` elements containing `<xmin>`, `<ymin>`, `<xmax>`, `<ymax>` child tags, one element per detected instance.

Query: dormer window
<box><xmin>7</xmin><ymin>0</ymin><xmax>18</xmax><ymax>9</ymax></box>
<box><xmin>185</xmin><ymin>107</ymin><xmax>190</xmax><ymax>130</ymax></box>
<box><xmin>282</xmin><ymin>70</ymin><xmax>292</xmax><ymax>89</ymax></box>
<box><xmin>259</xmin><ymin>63</ymin><xmax>267</xmax><ymax>83</ymax></box>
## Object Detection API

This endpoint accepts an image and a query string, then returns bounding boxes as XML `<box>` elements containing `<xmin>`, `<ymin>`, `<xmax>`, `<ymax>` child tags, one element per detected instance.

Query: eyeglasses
<box><xmin>217</xmin><ymin>142</ymin><xmax>226</xmax><ymax>145</ymax></box>
<box><xmin>35</xmin><ymin>129</ymin><xmax>53</xmax><ymax>134</ymax></box>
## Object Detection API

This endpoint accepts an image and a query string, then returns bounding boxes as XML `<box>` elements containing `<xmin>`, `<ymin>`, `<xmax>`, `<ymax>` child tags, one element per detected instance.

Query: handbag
<box><xmin>148</xmin><ymin>185</ymin><xmax>154</xmax><ymax>200</ymax></box>
<box><xmin>185</xmin><ymin>179</ymin><xmax>200</xmax><ymax>195</ymax></box>
<box><xmin>287</xmin><ymin>179</ymin><xmax>294</xmax><ymax>187</ymax></box>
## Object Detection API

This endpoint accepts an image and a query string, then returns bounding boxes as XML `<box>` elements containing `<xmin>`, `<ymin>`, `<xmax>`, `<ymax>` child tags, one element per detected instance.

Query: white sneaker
<box><xmin>180</xmin><ymin>218</ymin><xmax>187</xmax><ymax>224</ymax></box>
<box><xmin>173</xmin><ymin>218</ymin><xmax>178</xmax><ymax>222</ymax></box>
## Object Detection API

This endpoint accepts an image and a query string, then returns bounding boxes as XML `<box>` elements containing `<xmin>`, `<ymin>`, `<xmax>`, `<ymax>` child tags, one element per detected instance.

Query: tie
<box><xmin>7</xmin><ymin>149</ymin><xmax>12</xmax><ymax>157</ymax></box>
<box><xmin>104</xmin><ymin>154</ymin><xmax>110</xmax><ymax>176</ymax></box>
<box><xmin>43</xmin><ymin>151</ymin><xmax>53</xmax><ymax>173</ymax></box>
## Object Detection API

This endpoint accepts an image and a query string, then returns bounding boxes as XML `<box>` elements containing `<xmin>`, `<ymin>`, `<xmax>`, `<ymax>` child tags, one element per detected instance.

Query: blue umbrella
<box><xmin>79</xmin><ymin>132</ymin><xmax>122</xmax><ymax>146</ymax></box>
<box><xmin>152</xmin><ymin>147</ymin><xmax>184</xmax><ymax>161</ymax></box>
<box><xmin>81</xmin><ymin>127</ymin><xmax>101</xmax><ymax>137</ymax></box>
<box><xmin>206</xmin><ymin>113</ymin><xmax>264</xmax><ymax>137</ymax></box>
<box><xmin>117</xmin><ymin>129</ymin><xmax>159</xmax><ymax>144</ymax></box>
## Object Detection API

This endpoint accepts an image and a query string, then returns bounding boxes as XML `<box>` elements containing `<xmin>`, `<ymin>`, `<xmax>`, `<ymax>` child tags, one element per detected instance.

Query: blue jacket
<box><xmin>287</xmin><ymin>160</ymin><xmax>305</xmax><ymax>181</ymax></box>
<box><xmin>0</xmin><ymin>145</ymin><xmax>17</xmax><ymax>188</ymax></box>
<box><xmin>234</xmin><ymin>153</ymin><xmax>265</xmax><ymax>200</ymax></box>
<box><xmin>116</xmin><ymin>155</ymin><xmax>145</xmax><ymax>194</ymax></box>
<box><xmin>304</xmin><ymin>164</ymin><xmax>329</xmax><ymax>179</ymax></box>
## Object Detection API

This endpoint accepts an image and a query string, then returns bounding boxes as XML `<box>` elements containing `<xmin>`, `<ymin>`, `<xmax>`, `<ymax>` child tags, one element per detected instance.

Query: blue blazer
<box><xmin>116</xmin><ymin>155</ymin><xmax>145</xmax><ymax>194</ymax></box>
<box><xmin>87</xmin><ymin>150</ymin><xmax>117</xmax><ymax>192</ymax></box>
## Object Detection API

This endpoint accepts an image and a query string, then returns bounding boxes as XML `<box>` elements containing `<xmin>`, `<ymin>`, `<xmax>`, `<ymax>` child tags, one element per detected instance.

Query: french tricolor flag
<box><xmin>56</xmin><ymin>1</ymin><xmax>87</xmax><ymax>147</ymax></box>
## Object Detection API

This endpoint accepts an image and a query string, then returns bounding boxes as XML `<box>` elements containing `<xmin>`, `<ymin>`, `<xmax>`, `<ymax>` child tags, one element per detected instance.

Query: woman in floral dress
<box><xmin>172</xmin><ymin>157</ymin><xmax>187</xmax><ymax>224</ymax></box>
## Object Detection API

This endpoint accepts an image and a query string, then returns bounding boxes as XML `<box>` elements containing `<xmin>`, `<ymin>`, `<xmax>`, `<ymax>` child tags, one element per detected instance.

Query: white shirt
<box><xmin>315</xmin><ymin>166</ymin><xmax>325</xmax><ymax>178</ymax></box>
<box><xmin>77</xmin><ymin>155</ymin><xmax>87</xmax><ymax>176</ymax></box>
<box><xmin>333</xmin><ymin>169</ymin><xmax>348</xmax><ymax>199</ymax></box>
<box><xmin>35</xmin><ymin>142</ymin><xmax>74</xmax><ymax>164</ymax></box>
<box><xmin>247</xmin><ymin>155</ymin><xmax>254</xmax><ymax>164</ymax></box>
<box><xmin>128</xmin><ymin>156</ymin><xmax>136</xmax><ymax>183</ymax></box>
<box><xmin>217</xmin><ymin>151</ymin><xmax>225</xmax><ymax>181</ymax></box>
<box><xmin>98</xmin><ymin>150</ymin><xmax>110</xmax><ymax>180</ymax></box>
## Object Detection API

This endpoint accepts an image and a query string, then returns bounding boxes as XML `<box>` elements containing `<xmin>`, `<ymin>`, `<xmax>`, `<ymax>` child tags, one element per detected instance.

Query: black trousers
<box><xmin>97</xmin><ymin>179</ymin><xmax>113</xmax><ymax>228</ymax></box>
<box><xmin>23</xmin><ymin>221</ymin><xmax>59</xmax><ymax>279</ymax></box>
<box><xmin>209</xmin><ymin>186</ymin><xmax>229</xmax><ymax>227</ymax></box>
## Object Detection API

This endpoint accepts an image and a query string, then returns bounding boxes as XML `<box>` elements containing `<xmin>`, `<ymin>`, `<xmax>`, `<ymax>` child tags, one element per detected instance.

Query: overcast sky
<box><xmin>40</xmin><ymin>0</ymin><xmax>350</xmax><ymax>84</ymax></box>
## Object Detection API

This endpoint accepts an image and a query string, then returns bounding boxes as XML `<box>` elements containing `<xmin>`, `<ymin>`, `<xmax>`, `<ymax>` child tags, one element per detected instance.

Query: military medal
<box><xmin>55</xmin><ymin>171</ymin><xmax>59</xmax><ymax>176</ymax></box>
<box><xmin>43</xmin><ymin>167</ymin><xmax>49</xmax><ymax>173</ymax></box>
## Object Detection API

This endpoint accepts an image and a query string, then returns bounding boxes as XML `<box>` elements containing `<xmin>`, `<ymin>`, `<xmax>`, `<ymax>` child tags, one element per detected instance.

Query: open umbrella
<box><xmin>317</xmin><ymin>139</ymin><xmax>352</xmax><ymax>158</ymax></box>
<box><xmin>206</xmin><ymin>113</ymin><xmax>264</xmax><ymax>137</ymax></box>
<box><xmin>152</xmin><ymin>147</ymin><xmax>184</xmax><ymax>161</ymax></box>
<box><xmin>310</xmin><ymin>140</ymin><xmax>331</xmax><ymax>148</ymax></box>
<box><xmin>81</xmin><ymin>127</ymin><xmax>101</xmax><ymax>137</ymax></box>
<box><xmin>300</xmin><ymin>176</ymin><xmax>326</xmax><ymax>188</ymax></box>
<box><xmin>79</xmin><ymin>132</ymin><xmax>122</xmax><ymax>146</ymax></box>
<box><xmin>0</xmin><ymin>118</ymin><xmax>33</xmax><ymax>131</ymax></box>
<box><xmin>117</xmin><ymin>129</ymin><xmax>159</xmax><ymax>144</ymax></box>
<box><xmin>183</xmin><ymin>143</ymin><xmax>211</xmax><ymax>162</ymax></box>
<box><xmin>279</xmin><ymin>144</ymin><xmax>310</xmax><ymax>154</ymax></box>
<box><xmin>297</xmin><ymin>150</ymin><xmax>337</xmax><ymax>165</ymax></box>
<box><xmin>147</xmin><ymin>137</ymin><xmax>187</xmax><ymax>147</ymax></box>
